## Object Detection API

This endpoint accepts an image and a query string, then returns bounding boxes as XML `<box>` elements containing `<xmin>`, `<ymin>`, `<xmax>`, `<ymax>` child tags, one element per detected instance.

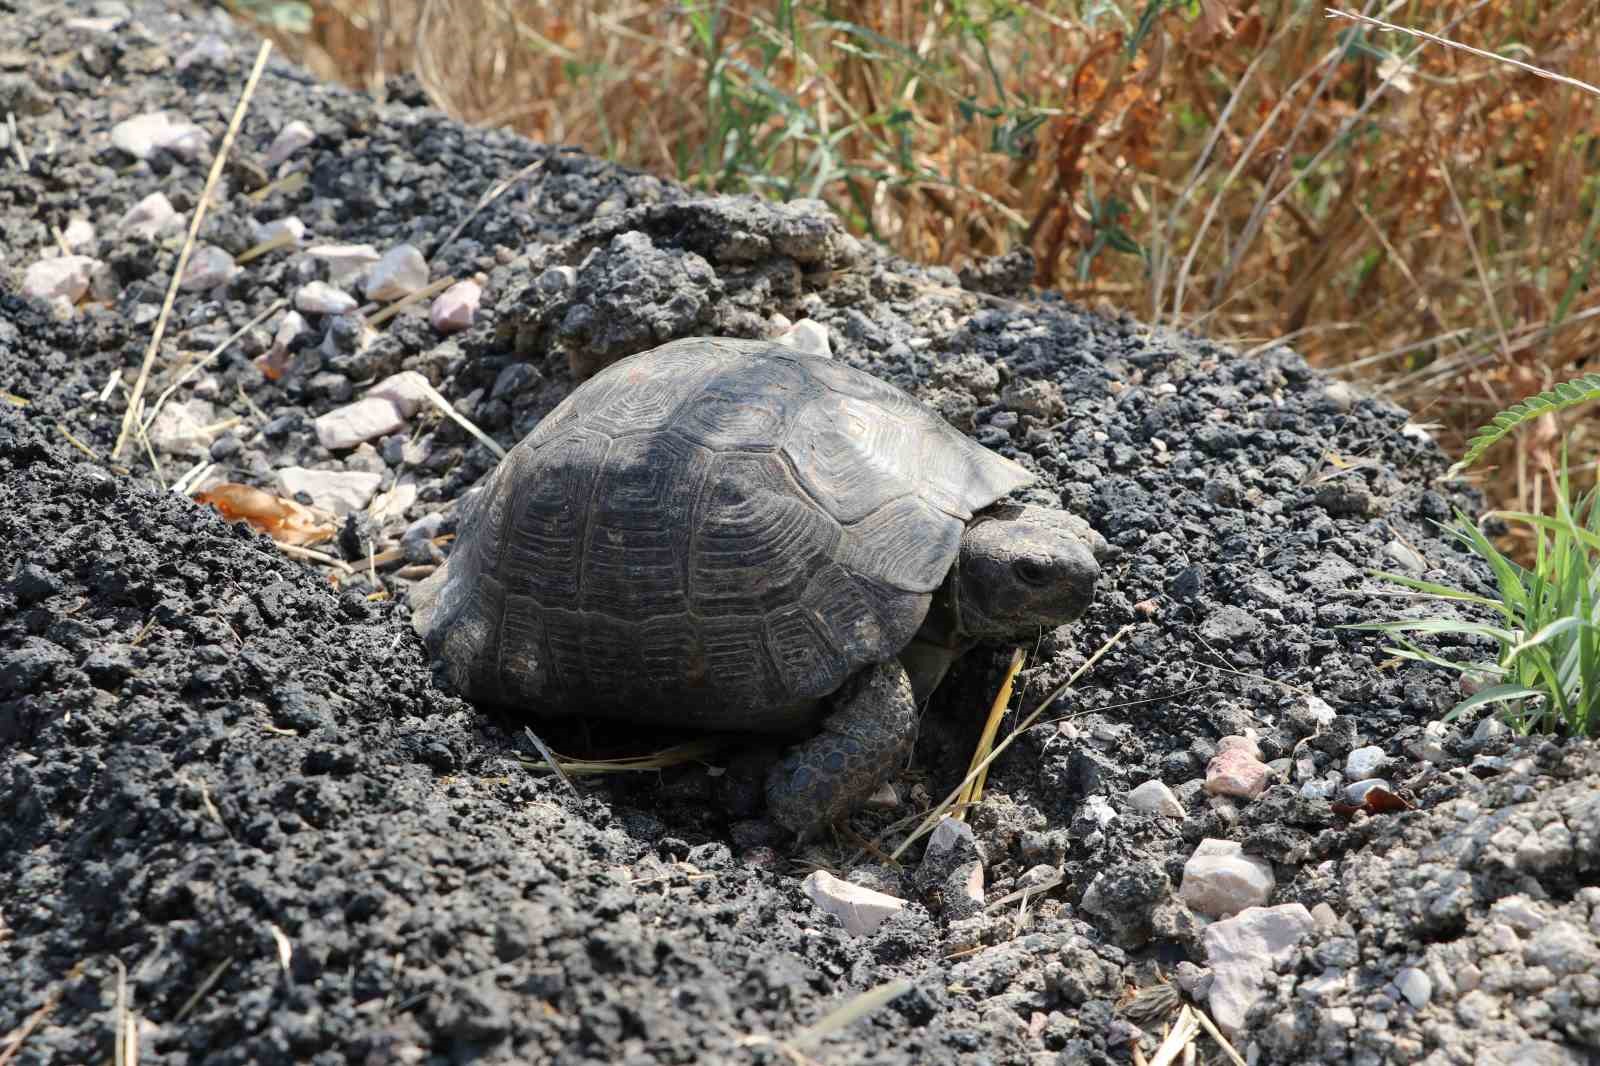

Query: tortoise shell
<box><xmin>414</xmin><ymin>337</ymin><xmax>1033</xmax><ymax>733</ymax></box>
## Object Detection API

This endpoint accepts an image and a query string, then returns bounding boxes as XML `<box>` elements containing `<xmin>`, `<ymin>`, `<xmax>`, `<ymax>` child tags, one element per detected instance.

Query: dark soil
<box><xmin>3</xmin><ymin>3</ymin><xmax>1597</xmax><ymax>1065</ymax></box>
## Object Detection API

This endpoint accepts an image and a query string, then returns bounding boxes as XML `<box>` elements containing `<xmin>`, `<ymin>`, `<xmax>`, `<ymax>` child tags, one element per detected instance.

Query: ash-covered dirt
<box><xmin>3</xmin><ymin>3</ymin><xmax>1598</xmax><ymax>1065</ymax></box>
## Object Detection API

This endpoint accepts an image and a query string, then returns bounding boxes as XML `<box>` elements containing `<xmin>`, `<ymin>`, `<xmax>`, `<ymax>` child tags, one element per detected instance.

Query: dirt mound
<box><xmin>3</xmin><ymin>3</ymin><xmax>1596</xmax><ymax>1064</ymax></box>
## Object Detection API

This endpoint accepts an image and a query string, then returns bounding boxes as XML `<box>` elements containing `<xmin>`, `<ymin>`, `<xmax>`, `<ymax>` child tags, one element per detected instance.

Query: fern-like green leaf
<box><xmin>1448</xmin><ymin>373</ymin><xmax>1600</xmax><ymax>477</ymax></box>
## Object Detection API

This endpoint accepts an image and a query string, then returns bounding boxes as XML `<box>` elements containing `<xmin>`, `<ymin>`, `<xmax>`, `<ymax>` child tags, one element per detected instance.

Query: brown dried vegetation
<box><xmin>252</xmin><ymin>0</ymin><xmax>1600</xmax><ymax>520</ymax></box>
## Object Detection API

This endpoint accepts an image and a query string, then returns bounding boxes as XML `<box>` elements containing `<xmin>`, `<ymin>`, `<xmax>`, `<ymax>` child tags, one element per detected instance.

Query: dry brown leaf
<box><xmin>195</xmin><ymin>483</ymin><xmax>335</xmax><ymax>546</ymax></box>
<box><xmin>253</xmin><ymin>349</ymin><xmax>292</xmax><ymax>381</ymax></box>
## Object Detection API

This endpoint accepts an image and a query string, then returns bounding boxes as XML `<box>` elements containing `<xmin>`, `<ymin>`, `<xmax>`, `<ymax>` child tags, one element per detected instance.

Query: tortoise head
<box><xmin>950</xmin><ymin>505</ymin><xmax>1110</xmax><ymax>641</ymax></box>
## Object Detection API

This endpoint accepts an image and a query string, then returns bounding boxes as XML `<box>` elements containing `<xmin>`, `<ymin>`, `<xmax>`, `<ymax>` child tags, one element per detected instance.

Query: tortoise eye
<box><xmin>1014</xmin><ymin>559</ymin><xmax>1051</xmax><ymax>586</ymax></box>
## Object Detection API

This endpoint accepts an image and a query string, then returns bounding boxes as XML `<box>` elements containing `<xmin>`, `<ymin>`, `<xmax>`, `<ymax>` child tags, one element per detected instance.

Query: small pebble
<box><xmin>364</xmin><ymin>244</ymin><xmax>429</xmax><ymax>301</ymax></box>
<box><xmin>1205</xmin><ymin>745</ymin><xmax>1273</xmax><ymax>800</ymax></box>
<box><xmin>111</xmin><ymin>111</ymin><xmax>207</xmax><ymax>161</ymax></box>
<box><xmin>801</xmin><ymin>870</ymin><xmax>906</xmax><ymax>937</ymax></box>
<box><xmin>1179</xmin><ymin>838</ymin><xmax>1275</xmax><ymax>919</ymax></box>
<box><xmin>254</xmin><ymin>217</ymin><xmax>306</xmax><ymax>250</ymax></box>
<box><xmin>61</xmin><ymin>219</ymin><xmax>95</xmax><ymax>251</ymax></box>
<box><xmin>274</xmin><ymin>467</ymin><xmax>383</xmax><ymax>515</ymax></box>
<box><xmin>430</xmin><ymin>279</ymin><xmax>480</xmax><ymax>334</ymax></box>
<box><xmin>179</xmin><ymin>245</ymin><xmax>236</xmax><ymax>292</ymax></box>
<box><xmin>22</xmin><ymin>255</ymin><xmax>100</xmax><ymax>304</ymax></box>
<box><xmin>1394</xmin><ymin>966</ymin><xmax>1432</xmax><ymax>1009</ymax></box>
<box><xmin>1126</xmin><ymin>779</ymin><xmax>1185</xmax><ymax>818</ymax></box>
<box><xmin>1345</xmin><ymin>745</ymin><xmax>1390</xmax><ymax>779</ymax></box>
<box><xmin>266</xmin><ymin>119</ymin><xmax>315</xmax><ymax>169</ymax></box>
<box><xmin>120</xmin><ymin>192</ymin><xmax>178</xmax><ymax>238</ymax></box>
<box><xmin>307</xmin><ymin>243</ymin><xmax>380</xmax><ymax>286</ymax></box>
<box><xmin>295</xmin><ymin>281</ymin><xmax>358</xmax><ymax>316</ymax></box>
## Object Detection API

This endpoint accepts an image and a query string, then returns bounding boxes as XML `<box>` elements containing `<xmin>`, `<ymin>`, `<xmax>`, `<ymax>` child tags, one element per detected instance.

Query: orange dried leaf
<box><xmin>195</xmin><ymin>483</ymin><xmax>335</xmax><ymax>547</ymax></box>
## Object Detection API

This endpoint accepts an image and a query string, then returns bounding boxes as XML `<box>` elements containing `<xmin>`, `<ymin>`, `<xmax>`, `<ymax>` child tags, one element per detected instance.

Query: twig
<box><xmin>1189</xmin><ymin>1003</ymin><xmax>1248</xmax><ymax>1066</ymax></box>
<box><xmin>133</xmin><ymin>407</ymin><xmax>166</xmax><ymax>490</ymax></box>
<box><xmin>6</xmin><ymin>112</ymin><xmax>26</xmax><ymax>170</ymax></box>
<box><xmin>793</xmin><ymin>978</ymin><xmax>913</xmax><ymax>1047</ymax></box>
<box><xmin>367</xmin><ymin>275</ymin><xmax>454</xmax><ymax>328</ymax></box>
<box><xmin>275</xmin><ymin>542</ymin><xmax>355</xmax><ymax>573</ymax></box>
<box><xmin>889</xmin><ymin>625</ymin><xmax>1132</xmax><ymax>861</ymax></box>
<box><xmin>985</xmin><ymin>870</ymin><xmax>1065</xmax><ymax>911</ymax></box>
<box><xmin>415</xmin><ymin>377</ymin><xmax>508</xmax><ymax>459</ymax></box>
<box><xmin>432</xmin><ymin>158</ymin><xmax>546</xmax><ymax>263</ymax></box>
<box><xmin>170</xmin><ymin>459</ymin><xmax>212</xmax><ymax>495</ymax></box>
<box><xmin>955</xmin><ymin>647</ymin><xmax>1024</xmax><ymax>820</ymax></box>
<box><xmin>523</xmin><ymin>727</ymin><xmax>580</xmax><ymax>797</ymax></box>
<box><xmin>0</xmin><ymin>963</ymin><xmax>80</xmax><ymax>1066</ymax></box>
<box><xmin>55</xmin><ymin>424</ymin><xmax>98</xmax><ymax>461</ymax></box>
<box><xmin>113</xmin><ymin>40</ymin><xmax>273</xmax><ymax>459</ymax></box>
<box><xmin>1147</xmin><ymin>1005</ymin><xmax>1201</xmax><ymax>1066</ymax></box>
<box><xmin>1436</xmin><ymin>142</ymin><xmax>1512</xmax><ymax>365</ymax></box>
<box><xmin>140</xmin><ymin>300</ymin><xmax>285</xmax><ymax>439</ymax></box>
<box><xmin>112</xmin><ymin>957</ymin><xmax>136</xmax><ymax>1066</ymax></box>
<box><xmin>171</xmin><ymin>957</ymin><xmax>233</xmax><ymax>1024</ymax></box>
<box><xmin>1326</xmin><ymin>8</ymin><xmax>1600</xmax><ymax>97</ymax></box>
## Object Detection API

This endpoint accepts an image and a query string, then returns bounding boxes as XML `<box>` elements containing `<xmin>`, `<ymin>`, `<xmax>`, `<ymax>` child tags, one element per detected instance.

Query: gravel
<box><xmin>3</xmin><ymin>2</ymin><xmax>1598</xmax><ymax>1064</ymax></box>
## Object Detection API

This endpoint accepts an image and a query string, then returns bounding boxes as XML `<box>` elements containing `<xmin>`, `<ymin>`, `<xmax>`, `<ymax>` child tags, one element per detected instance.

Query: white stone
<box><xmin>1203</xmin><ymin>903</ymin><xmax>1316</xmax><ymax>1038</ymax></box>
<box><xmin>1180</xmin><ymin>838</ymin><xmax>1275</xmax><ymax>919</ymax></box>
<box><xmin>1300</xmin><ymin>777</ymin><xmax>1338</xmax><ymax>801</ymax></box>
<box><xmin>430</xmin><ymin>279</ymin><xmax>480</xmax><ymax>334</ymax></box>
<box><xmin>272</xmin><ymin>310</ymin><xmax>307</xmax><ymax>354</ymax></box>
<box><xmin>1127</xmin><ymin>779</ymin><xmax>1185</xmax><ymax>818</ymax></box>
<box><xmin>364</xmin><ymin>244</ymin><xmax>429</xmax><ymax>302</ymax></box>
<box><xmin>802</xmin><ymin>870</ymin><xmax>906</xmax><ymax>937</ymax></box>
<box><xmin>120</xmin><ymin>192</ymin><xmax>179</xmax><ymax>239</ymax></box>
<box><xmin>275</xmin><ymin>467</ymin><xmax>383</xmax><ymax>516</ymax></box>
<box><xmin>1302</xmin><ymin>695</ymin><xmax>1337</xmax><ymax>727</ymax></box>
<box><xmin>368</xmin><ymin>371</ymin><xmax>434</xmax><ymax>418</ymax></box>
<box><xmin>294</xmin><ymin>281</ymin><xmax>358</xmax><ymax>316</ymax></box>
<box><xmin>147</xmin><ymin>399</ymin><xmax>217</xmax><ymax>457</ymax></box>
<box><xmin>1489</xmin><ymin>894</ymin><xmax>1547</xmax><ymax>935</ymax></box>
<box><xmin>1394</xmin><ymin>966</ymin><xmax>1433</xmax><ymax>1009</ymax></box>
<box><xmin>1473</xmin><ymin>717</ymin><xmax>1509</xmax><ymax>742</ymax></box>
<box><xmin>315</xmin><ymin>398</ymin><xmax>407</xmax><ymax>451</ymax></box>
<box><xmin>266</xmin><ymin>120</ymin><xmax>315</xmax><ymax>169</ymax></box>
<box><xmin>111</xmin><ymin>111</ymin><xmax>208</xmax><ymax>161</ymax></box>
<box><xmin>306</xmin><ymin>244</ymin><xmax>380</xmax><ymax>286</ymax></box>
<box><xmin>1345</xmin><ymin>745</ymin><xmax>1390</xmax><ymax>778</ymax></box>
<box><xmin>62</xmin><ymin>219</ymin><xmax>96</xmax><ymax>251</ymax></box>
<box><xmin>1084</xmin><ymin>794</ymin><xmax>1118</xmax><ymax>828</ymax></box>
<box><xmin>368</xmin><ymin>477</ymin><xmax>418</xmax><ymax>524</ymax></box>
<box><xmin>22</xmin><ymin>255</ymin><xmax>100</xmax><ymax>304</ymax></box>
<box><xmin>1344</xmin><ymin>779</ymin><xmax>1394</xmax><ymax>806</ymax></box>
<box><xmin>1311</xmin><ymin>902</ymin><xmax>1340</xmax><ymax>930</ymax></box>
<box><xmin>1384</xmin><ymin>539</ymin><xmax>1427</xmax><ymax>574</ymax></box>
<box><xmin>254</xmin><ymin>217</ymin><xmax>306</xmax><ymax>249</ymax></box>
<box><xmin>777</xmin><ymin>318</ymin><xmax>831</xmax><ymax>358</ymax></box>
<box><xmin>179</xmin><ymin>245</ymin><xmax>236</xmax><ymax>291</ymax></box>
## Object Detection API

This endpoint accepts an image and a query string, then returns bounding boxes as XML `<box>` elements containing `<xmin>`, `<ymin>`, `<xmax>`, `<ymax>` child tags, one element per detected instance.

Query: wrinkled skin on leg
<box><xmin>764</xmin><ymin>661</ymin><xmax>918</xmax><ymax>839</ymax></box>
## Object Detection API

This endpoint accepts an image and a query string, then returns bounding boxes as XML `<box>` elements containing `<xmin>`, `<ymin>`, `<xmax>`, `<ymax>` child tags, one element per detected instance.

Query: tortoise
<box><xmin>411</xmin><ymin>336</ymin><xmax>1108</xmax><ymax>836</ymax></box>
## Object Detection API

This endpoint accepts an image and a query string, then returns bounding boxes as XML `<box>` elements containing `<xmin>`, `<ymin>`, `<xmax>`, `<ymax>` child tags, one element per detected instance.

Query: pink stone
<box><xmin>430</xmin><ymin>279</ymin><xmax>480</xmax><ymax>335</ymax></box>
<box><xmin>1205</xmin><ymin>747</ymin><xmax>1273</xmax><ymax>800</ymax></box>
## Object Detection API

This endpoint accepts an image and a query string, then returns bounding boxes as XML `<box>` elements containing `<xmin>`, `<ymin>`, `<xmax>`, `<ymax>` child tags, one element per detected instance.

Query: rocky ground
<box><xmin>3</xmin><ymin>2</ymin><xmax>1598</xmax><ymax>1064</ymax></box>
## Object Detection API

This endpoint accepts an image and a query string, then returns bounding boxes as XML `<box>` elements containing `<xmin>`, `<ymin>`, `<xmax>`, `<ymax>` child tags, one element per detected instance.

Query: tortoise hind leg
<box><xmin>765</xmin><ymin>661</ymin><xmax>917</xmax><ymax>838</ymax></box>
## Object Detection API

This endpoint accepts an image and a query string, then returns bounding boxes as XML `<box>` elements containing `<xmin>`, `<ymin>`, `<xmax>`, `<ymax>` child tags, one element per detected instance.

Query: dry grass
<box><xmin>249</xmin><ymin>0</ymin><xmax>1600</xmax><ymax>522</ymax></box>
